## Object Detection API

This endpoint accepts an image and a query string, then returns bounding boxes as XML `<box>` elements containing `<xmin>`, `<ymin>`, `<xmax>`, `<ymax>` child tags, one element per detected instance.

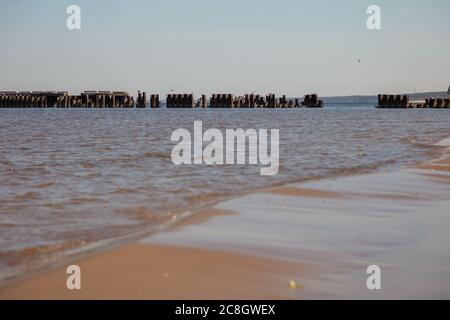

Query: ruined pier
<box><xmin>166</xmin><ymin>94</ymin><xmax>195</xmax><ymax>108</ymax></box>
<box><xmin>0</xmin><ymin>91</ymin><xmax>324</xmax><ymax>109</ymax></box>
<box><xmin>207</xmin><ymin>93</ymin><xmax>323</xmax><ymax>108</ymax></box>
<box><xmin>377</xmin><ymin>94</ymin><xmax>450</xmax><ymax>109</ymax></box>
<box><xmin>0</xmin><ymin>91</ymin><xmax>135</xmax><ymax>108</ymax></box>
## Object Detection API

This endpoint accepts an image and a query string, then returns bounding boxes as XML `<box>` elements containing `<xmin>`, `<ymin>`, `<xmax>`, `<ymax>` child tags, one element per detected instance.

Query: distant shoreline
<box><xmin>323</xmin><ymin>91</ymin><xmax>447</xmax><ymax>104</ymax></box>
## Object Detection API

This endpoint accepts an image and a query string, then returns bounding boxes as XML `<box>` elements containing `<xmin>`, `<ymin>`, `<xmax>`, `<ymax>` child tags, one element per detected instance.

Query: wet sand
<box><xmin>1</xmin><ymin>149</ymin><xmax>450</xmax><ymax>299</ymax></box>
<box><xmin>0</xmin><ymin>244</ymin><xmax>304</xmax><ymax>300</ymax></box>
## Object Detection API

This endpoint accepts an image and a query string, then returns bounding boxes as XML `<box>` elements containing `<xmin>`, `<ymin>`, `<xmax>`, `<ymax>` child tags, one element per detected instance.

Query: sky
<box><xmin>0</xmin><ymin>0</ymin><xmax>449</xmax><ymax>97</ymax></box>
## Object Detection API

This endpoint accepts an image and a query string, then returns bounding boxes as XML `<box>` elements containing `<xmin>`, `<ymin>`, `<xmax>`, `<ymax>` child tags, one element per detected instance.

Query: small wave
<box><xmin>185</xmin><ymin>191</ymin><xmax>235</xmax><ymax>206</ymax></box>
<box><xmin>14</xmin><ymin>192</ymin><xmax>40</xmax><ymax>201</ymax></box>
<box><xmin>434</xmin><ymin>138</ymin><xmax>450</xmax><ymax>147</ymax></box>
<box><xmin>67</xmin><ymin>197</ymin><xmax>102</xmax><ymax>205</ymax></box>
<box><xmin>0</xmin><ymin>223</ymin><xmax>16</xmax><ymax>228</ymax></box>
<box><xmin>143</xmin><ymin>151</ymin><xmax>172</xmax><ymax>160</ymax></box>
<box><xmin>103</xmin><ymin>152</ymin><xmax>171</xmax><ymax>164</ymax></box>
<box><xmin>44</xmin><ymin>203</ymin><xmax>66</xmax><ymax>209</ymax></box>
<box><xmin>20</xmin><ymin>166</ymin><xmax>51</xmax><ymax>175</ymax></box>
<box><xmin>80</xmin><ymin>161</ymin><xmax>96</xmax><ymax>169</ymax></box>
<box><xmin>34</xmin><ymin>181</ymin><xmax>55</xmax><ymax>188</ymax></box>
<box><xmin>0</xmin><ymin>160</ymin><xmax>14</xmax><ymax>167</ymax></box>
<box><xmin>118</xmin><ymin>206</ymin><xmax>175</xmax><ymax>222</ymax></box>
<box><xmin>0</xmin><ymin>240</ymin><xmax>86</xmax><ymax>262</ymax></box>
<box><xmin>400</xmin><ymin>136</ymin><xmax>418</xmax><ymax>144</ymax></box>
<box><xmin>401</xmin><ymin>136</ymin><xmax>438</xmax><ymax>149</ymax></box>
<box><xmin>328</xmin><ymin>160</ymin><xmax>397</xmax><ymax>176</ymax></box>
<box><xmin>113</xmin><ymin>187</ymin><xmax>137</xmax><ymax>194</ymax></box>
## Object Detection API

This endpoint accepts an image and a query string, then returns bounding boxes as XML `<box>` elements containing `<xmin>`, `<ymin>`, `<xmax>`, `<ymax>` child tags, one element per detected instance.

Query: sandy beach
<box><xmin>0</xmin><ymin>244</ymin><xmax>305</xmax><ymax>300</ymax></box>
<box><xmin>1</xmin><ymin>149</ymin><xmax>450</xmax><ymax>299</ymax></box>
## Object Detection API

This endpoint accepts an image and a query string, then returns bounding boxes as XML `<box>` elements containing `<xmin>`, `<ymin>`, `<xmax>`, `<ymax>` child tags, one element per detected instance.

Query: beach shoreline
<box><xmin>1</xmin><ymin>143</ymin><xmax>450</xmax><ymax>299</ymax></box>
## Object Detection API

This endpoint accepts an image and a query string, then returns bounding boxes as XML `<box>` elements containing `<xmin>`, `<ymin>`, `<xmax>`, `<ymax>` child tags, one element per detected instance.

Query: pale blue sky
<box><xmin>0</xmin><ymin>0</ymin><xmax>449</xmax><ymax>96</ymax></box>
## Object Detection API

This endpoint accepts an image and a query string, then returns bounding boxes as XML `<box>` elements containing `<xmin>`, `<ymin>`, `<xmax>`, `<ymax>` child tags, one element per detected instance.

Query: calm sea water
<box><xmin>1</xmin><ymin>104</ymin><xmax>450</xmax><ymax>282</ymax></box>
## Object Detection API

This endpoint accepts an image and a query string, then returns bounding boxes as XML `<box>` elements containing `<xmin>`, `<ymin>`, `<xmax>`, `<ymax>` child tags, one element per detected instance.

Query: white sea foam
<box><xmin>434</xmin><ymin>138</ymin><xmax>450</xmax><ymax>147</ymax></box>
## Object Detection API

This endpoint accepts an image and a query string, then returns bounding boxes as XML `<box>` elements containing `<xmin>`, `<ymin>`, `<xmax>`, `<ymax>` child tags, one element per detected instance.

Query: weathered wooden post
<box><xmin>303</xmin><ymin>94</ymin><xmax>310</xmax><ymax>107</ymax></box>
<box><xmin>311</xmin><ymin>94</ymin><xmax>318</xmax><ymax>106</ymax></box>
<box><xmin>167</xmin><ymin>94</ymin><xmax>194</xmax><ymax>108</ymax></box>
<box><xmin>94</xmin><ymin>94</ymin><xmax>99</xmax><ymax>108</ymax></box>
<box><xmin>136</xmin><ymin>91</ymin><xmax>145</xmax><ymax>108</ymax></box>
<box><xmin>382</xmin><ymin>95</ymin><xmax>388</xmax><ymax>108</ymax></box>
<box><xmin>142</xmin><ymin>92</ymin><xmax>146</xmax><ymax>108</ymax></box>
<box><xmin>201</xmin><ymin>94</ymin><xmax>206</xmax><ymax>108</ymax></box>
<box><xmin>386</xmin><ymin>95</ymin><xmax>392</xmax><ymax>108</ymax></box>
<box><xmin>402</xmin><ymin>95</ymin><xmax>409</xmax><ymax>108</ymax></box>
<box><xmin>189</xmin><ymin>94</ymin><xmax>194</xmax><ymax>108</ymax></box>
<box><xmin>149</xmin><ymin>94</ymin><xmax>159</xmax><ymax>108</ymax></box>
<box><xmin>428</xmin><ymin>98</ymin><xmax>436</xmax><ymax>108</ymax></box>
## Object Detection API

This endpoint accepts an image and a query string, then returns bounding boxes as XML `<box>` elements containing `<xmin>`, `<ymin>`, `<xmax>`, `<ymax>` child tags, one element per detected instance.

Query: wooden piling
<box><xmin>166</xmin><ymin>93</ymin><xmax>194</xmax><ymax>108</ymax></box>
<box><xmin>149</xmin><ymin>94</ymin><xmax>160</xmax><ymax>108</ymax></box>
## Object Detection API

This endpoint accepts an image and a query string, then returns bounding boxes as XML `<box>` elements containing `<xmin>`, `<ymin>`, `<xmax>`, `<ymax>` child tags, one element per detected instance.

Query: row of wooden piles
<box><xmin>137</xmin><ymin>92</ymin><xmax>160</xmax><ymax>108</ymax></box>
<box><xmin>0</xmin><ymin>91</ymin><xmax>323</xmax><ymax>109</ymax></box>
<box><xmin>412</xmin><ymin>98</ymin><xmax>450</xmax><ymax>109</ymax></box>
<box><xmin>377</xmin><ymin>94</ymin><xmax>450</xmax><ymax>109</ymax></box>
<box><xmin>0</xmin><ymin>91</ymin><xmax>150</xmax><ymax>108</ymax></box>
<box><xmin>167</xmin><ymin>93</ymin><xmax>323</xmax><ymax>108</ymax></box>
